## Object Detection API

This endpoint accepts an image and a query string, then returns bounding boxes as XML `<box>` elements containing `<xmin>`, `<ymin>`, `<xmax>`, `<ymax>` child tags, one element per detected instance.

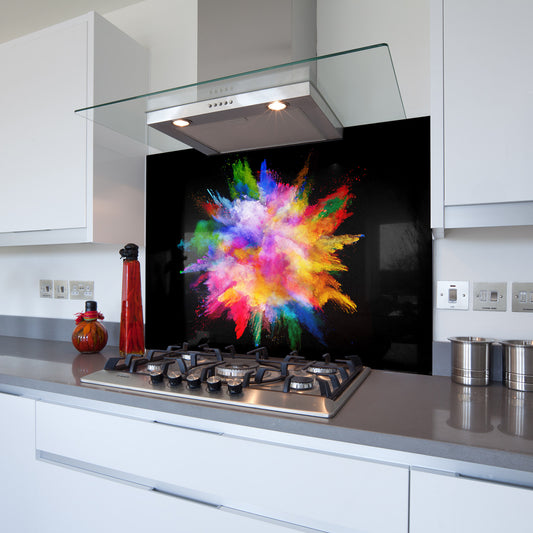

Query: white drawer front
<box><xmin>36</xmin><ymin>402</ymin><xmax>408</xmax><ymax>532</ymax></box>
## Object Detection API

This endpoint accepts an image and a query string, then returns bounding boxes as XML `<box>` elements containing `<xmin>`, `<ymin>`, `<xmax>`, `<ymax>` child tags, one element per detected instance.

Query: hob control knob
<box><xmin>167</xmin><ymin>370</ymin><xmax>182</xmax><ymax>387</ymax></box>
<box><xmin>227</xmin><ymin>378</ymin><xmax>243</xmax><ymax>395</ymax></box>
<box><xmin>149</xmin><ymin>371</ymin><xmax>164</xmax><ymax>384</ymax></box>
<box><xmin>186</xmin><ymin>374</ymin><xmax>201</xmax><ymax>389</ymax></box>
<box><xmin>206</xmin><ymin>375</ymin><xmax>222</xmax><ymax>392</ymax></box>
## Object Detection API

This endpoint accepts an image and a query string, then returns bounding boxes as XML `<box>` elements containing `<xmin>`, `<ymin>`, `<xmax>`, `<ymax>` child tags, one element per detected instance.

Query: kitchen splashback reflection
<box><xmin>145</xmin><ymin>117</ymin><xmax>432</xmax><ymax>374</ymax></box>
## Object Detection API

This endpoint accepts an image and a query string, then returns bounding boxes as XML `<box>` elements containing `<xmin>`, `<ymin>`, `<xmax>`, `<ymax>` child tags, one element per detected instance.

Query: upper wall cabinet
<box><xmin>431</xmin><ymin>0</ymin><xmax>533</xmax><ymax>235</ymax></box>
<box><xmin>0</xmin><ymin>12</ymin><xmax>148</xmax><ymax>246</ymax></box>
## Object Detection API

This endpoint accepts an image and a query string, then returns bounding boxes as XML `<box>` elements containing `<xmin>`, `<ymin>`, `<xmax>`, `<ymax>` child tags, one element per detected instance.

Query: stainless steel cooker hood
<box><xmin>146</xmin><ymin>79</ymin><xmax>342</xmax><ymax>156</ymax></box>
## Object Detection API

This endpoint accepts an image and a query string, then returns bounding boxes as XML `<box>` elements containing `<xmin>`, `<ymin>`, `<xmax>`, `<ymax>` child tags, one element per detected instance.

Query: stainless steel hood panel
<box><xmin>147</xmin><ymin>81</ymin><xmax>342</xmax><ymax>155</ymax></box>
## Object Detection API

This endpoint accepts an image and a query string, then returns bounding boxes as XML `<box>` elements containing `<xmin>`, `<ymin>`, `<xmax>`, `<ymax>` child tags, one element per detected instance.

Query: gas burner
<box><xmin>289</xmin><ymin>375</ymin><xmax>314</xmax><ymax>390</ymax></box>
<box><xmin>215</xmin><ymin>359</ymin><xmax>259</xmax><ymax>379</ymax></box>
<box><xmin>306</xmin><ymin>362</ymin><xmax>339</xmax><ymax>375</ymax></box>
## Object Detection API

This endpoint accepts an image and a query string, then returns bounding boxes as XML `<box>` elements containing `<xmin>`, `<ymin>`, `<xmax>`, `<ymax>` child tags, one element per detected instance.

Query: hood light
<box><xmin>267</xmin><ymin>100</ymin><xmax>287</xmax><ymax>111</ymax></box>
<box><xmin>173</xmin><ymin>119</ymin><xmax>191</xmax><ymax>127</ymax></box>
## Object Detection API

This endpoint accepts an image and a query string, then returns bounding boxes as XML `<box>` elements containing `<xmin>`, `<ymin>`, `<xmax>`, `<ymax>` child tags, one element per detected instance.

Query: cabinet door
<box><xmin>0</xmin><ymin>393</ymin><xmax>38</xmax><ymax>531</ymax></box>
<box><xmin>36</xmin><ymin>401</ymin><xmax>409</xmax><ymax>533</ymax></box>
<box><xmin>443</xmin><ymin>0</ymin><xmax>533</xmax><ymax>206</ymax></box>
<box><xmin>0</xmin><ymin>19</ymin><xmax>88</xmax><ymax>233</ymax></box>
<box><xmin>35</xmin><ymin>459</ymin><xmax>299</xmax><ymax>533</ymax></box>
<box><xmin>410</xmin><ymin>468</ymin><xmax>533</xmax><ymax>533</ymax></box>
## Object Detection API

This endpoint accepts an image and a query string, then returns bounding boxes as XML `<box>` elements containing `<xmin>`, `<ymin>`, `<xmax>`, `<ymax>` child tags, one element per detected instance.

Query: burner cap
<box><xmin>306</xmin><ymin>362</ymin><xmax>338</xmax><ymax>375</ymax></box>
<box><xmin>215</xmin><ymin>359</ymin><xmax>259</xmax><ymax>378</ymax></box>
<box><xmin>146</xmin><ymin>362</ymin><xmax>163</xmax><ymax>372</ymax></box>
<box><xmin>290</xmin><ymin>375</ymin><xmax>314</xmax><ymax>390</ymax></box>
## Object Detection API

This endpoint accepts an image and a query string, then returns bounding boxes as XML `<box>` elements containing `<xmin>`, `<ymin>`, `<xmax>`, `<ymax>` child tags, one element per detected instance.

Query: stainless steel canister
<box><xmin>448</xmin><ymin>337</ymin><xmax>493</xmax><ymax>386</ymax></box>
<box><xmin>501</xmin><ymin>340</ymin><xmax>533</xmax><ymax>392</ymax></box>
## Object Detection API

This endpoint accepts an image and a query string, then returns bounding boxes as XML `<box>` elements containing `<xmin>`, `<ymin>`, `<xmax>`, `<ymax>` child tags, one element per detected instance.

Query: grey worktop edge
<box><xmin>2</xmin><ymin>372</ymin><xmax>532</xmax><ymax>475</ymax></box>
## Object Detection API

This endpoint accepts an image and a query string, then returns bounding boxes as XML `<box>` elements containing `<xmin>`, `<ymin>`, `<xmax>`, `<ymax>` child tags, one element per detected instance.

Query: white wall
<box><xmin>433</xmin><ymin>227</ymin><xmax>533</xmax><ymax>342</ymax></box>
<box><xmin>1</xmin><ymin>0</ymin><xmax>532</xmax><ymax>347</ymax></box>
<box><xmin>317</xmin><ymin>0</ymin><xmax>430</xmax><ymax>119</ymax></box>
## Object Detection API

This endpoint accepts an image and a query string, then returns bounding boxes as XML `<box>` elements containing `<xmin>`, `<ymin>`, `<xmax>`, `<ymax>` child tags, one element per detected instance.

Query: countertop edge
<box><xmin>2</xmin><ymin>371</ymin><xmax>532</xmax><ymax>476</ymax></box>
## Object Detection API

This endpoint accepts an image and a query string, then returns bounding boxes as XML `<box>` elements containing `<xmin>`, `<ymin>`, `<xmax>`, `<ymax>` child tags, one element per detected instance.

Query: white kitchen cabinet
<box><xmin>0</xmin><ymin>12</ymin><xmax>148</xmax><ymax>246</ymax></box>
<box><xmin>35</xmin><ymin>400</ymin><xmax>410</xmax><ymax>533</ymax></box>
<box><xmin>0</xmin><ymin>393</ymin><xmax>38</xmax><ymax>531</ymax></box>
<box><xmin>410</xmin><ymin>468</ymin><xmax>533</xmax><ymax>533</ymax></box>
<box><xmin>431</xmin><ymin>0</ymin><xmax>533</xmax><ymax>232</ymax></box>
<box><xmin>35</xmin><ymin>459</ymin><xmax>298</xmax><ymax>533</ymax></box>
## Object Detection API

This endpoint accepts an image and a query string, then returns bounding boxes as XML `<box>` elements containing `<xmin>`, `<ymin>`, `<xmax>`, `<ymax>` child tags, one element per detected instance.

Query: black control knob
<box><xmin>227</xmin><ymin>378</ymin><xmax>243</xmax><ymax>395</ymax></box>
<box><xmin>149</xmin><ymin>371</ymin><xmax>164</xmax><ymax>384</ymax></box>
<box><xmin>167</xmin><ymin>370</ymin><xmax>183</xmax><ymax>387</ymax></box>
<box><xmin>206</xmin><ymin>375</ymin><xmax>222</xmax><ymax>392</ymax></box>
<box><xmin>186</xmin><ymin>374</ymin><xmax>201</xmax><ymax>389</ymax></box>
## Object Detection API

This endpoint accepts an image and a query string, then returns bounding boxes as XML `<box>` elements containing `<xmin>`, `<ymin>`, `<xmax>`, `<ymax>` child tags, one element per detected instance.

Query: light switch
<box><xmin>473</xmin><ymin>282</ymin><xmax>506</xmax><ymax>311</ymax></box>
<box><xmin>437</xmin><ymin>281</ymin><xmax>469</xmax><ymax>310</ymax></box>
<box><xmin>512</xmin><ymin>282</ymin><xmax>533</xmax><ymax>312</ymax></box>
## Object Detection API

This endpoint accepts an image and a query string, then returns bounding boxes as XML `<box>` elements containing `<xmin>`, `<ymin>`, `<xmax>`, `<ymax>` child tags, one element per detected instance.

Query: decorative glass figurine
<box><xmin>72</xmin><ymin>300</ymin><xmax>108</xmax><ymax>353</ymax></box>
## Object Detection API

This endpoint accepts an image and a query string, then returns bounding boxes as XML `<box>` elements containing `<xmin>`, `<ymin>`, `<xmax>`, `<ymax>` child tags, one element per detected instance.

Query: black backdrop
<box><xmin>145</xmin><ymin>117</ymin><xmax>432</xmax><ymax>374</ymax></box>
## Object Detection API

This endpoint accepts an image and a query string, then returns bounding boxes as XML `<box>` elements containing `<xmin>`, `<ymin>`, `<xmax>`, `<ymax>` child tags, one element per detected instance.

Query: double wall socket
<box><xmin>70</xmin><ymin>281</ymin><xmax>95</xmax><ymax>300</ymax></box>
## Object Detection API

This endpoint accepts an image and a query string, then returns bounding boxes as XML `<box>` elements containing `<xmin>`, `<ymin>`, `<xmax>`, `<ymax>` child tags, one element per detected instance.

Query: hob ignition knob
<box><xmin>227</xmin><ymin>378</ymin><xmax>243</xmax><ymax>395</ymax></box>
<box><xmin>206</xmin><ymin>375</ymin><xmax>222</xmax><ymax>392</ymax></box>
<box><xmin>186</xmin><ymin>375</ymin><xmax>201</xmax><ymax>389</ymax></box>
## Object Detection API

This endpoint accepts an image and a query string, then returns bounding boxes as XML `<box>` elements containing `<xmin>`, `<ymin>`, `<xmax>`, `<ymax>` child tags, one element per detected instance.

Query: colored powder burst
<box><xmin>181</xmin><ymin>158</ymin><xmax>363</xmax><ymax>350</ymax></box>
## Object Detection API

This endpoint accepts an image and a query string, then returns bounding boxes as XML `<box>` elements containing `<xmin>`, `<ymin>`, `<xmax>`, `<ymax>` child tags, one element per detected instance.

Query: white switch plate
<box><xmin>436</xmin><ymin>281</ymin><xmax>469</xmax><ymax>310</ymax></box>
<box><xmin>473</xmin><ymin>282</ymin><xmax>507</xmax><ymax>311</ymax></box>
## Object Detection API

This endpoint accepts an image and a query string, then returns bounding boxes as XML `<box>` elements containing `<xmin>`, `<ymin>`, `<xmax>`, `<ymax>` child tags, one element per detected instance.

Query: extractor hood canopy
<box><xmin>75</xmin><ymin>44</ymin><xmax>405</xmax><ymax>155</ymax></box>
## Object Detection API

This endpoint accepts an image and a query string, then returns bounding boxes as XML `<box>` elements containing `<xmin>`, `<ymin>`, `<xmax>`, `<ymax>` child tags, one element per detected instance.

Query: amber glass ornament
<box><xmin>72</xmin><ymin>300</ymin><xmax>108</xmax><ymax>353</ymax></box>
<box><xmin>119</xmin><ymin>243</ymin><xmax>145</xmax><ymax>356</ymax></box>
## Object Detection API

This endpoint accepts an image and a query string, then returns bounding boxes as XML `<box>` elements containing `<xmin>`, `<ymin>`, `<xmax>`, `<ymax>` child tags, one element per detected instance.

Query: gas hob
<box><xmin>81</xmin><ymin>344</ymin><xmax>370</xmax><ymax>418</ymax></box>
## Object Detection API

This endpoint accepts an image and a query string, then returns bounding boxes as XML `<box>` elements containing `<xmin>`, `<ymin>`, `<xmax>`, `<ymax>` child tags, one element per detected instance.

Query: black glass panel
<box><xmin>146</xmin><ymin>117</ymin><xmax>432</xmax><ymax>374</ymax></box>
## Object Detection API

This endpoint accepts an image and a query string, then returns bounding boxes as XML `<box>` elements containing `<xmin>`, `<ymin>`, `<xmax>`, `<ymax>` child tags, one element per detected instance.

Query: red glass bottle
<box><xmin>72</xmin><ymin>300</ymin><xmax>108</xmax><ymax>354</ymax></box>
<box><xmin>119</xmin><ymin>243</ymin><xmax>145</xmax><ymax>356</ymax></box>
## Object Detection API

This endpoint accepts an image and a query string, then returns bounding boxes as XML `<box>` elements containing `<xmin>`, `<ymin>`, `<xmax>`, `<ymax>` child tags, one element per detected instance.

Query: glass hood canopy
<box><xmin>76</xmin><ymin>44</ymin><xmax>405</xmax><ymax>155</ymax></box>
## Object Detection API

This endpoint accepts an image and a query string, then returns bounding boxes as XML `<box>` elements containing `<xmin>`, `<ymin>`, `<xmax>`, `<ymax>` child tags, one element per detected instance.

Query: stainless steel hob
<box><xmin>81</xmin><ymin>344</ymin><xmax>370</xmax><ymax>418</ymax></box>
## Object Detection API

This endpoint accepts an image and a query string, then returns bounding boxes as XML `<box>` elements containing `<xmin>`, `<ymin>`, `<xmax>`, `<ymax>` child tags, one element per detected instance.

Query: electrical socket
<box><xmin>70</xmin><ymin>280</ymin><xmax>94</xmax><ymax>300</ymax></box>
<box><xmin>54</xmin><ymin>280</ymin><xmax>69</xmax><ymax>299</ymax></box>
<box><xmin>39</xmin><ymin>279</ymin><xmax>53</xmax><ymax>299</ymax></box>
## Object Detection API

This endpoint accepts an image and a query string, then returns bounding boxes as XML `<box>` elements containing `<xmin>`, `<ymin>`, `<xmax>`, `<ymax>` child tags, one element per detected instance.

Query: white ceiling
<box><xmin>0</xmin><ymin>0</ymin><xmax>143</xmax><ymax>44</ymax></box>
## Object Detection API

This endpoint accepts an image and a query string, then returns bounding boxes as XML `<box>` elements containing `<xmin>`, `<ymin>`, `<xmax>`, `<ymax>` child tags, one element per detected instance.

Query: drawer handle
<box><xmin>151</xmin><ymin>487</ymin><xmax>220</xmax><ymax>508</ymax></box>
<box><xmin>153</xmin><ymin>419</ymin><xmax>223</xmax><ymax>436</ymax></box>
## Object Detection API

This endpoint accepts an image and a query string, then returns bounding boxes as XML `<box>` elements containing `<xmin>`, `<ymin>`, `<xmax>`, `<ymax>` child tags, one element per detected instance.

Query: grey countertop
<box><xmin>1</xmin><ymin>336</ymin><xmax>532</xmax><ymax>473</ymax></box>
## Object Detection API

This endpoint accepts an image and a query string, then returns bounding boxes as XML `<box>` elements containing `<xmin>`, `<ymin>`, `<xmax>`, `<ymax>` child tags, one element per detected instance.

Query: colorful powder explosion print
<box><xmin>180</xmin><ymin>158</ymin><xmax>363</xmax><ymax>350</ymax></box>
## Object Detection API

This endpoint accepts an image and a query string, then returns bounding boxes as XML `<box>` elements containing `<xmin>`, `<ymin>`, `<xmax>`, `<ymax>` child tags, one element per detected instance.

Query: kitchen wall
<box><xmin>1</xmin><ymin>0</ymin><xmax>532</xmax><ymax>350</ymax></box>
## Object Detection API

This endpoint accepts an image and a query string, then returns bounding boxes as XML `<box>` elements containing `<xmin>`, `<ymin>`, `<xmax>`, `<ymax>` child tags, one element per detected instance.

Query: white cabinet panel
<box><xmin>0</xmin><ymin>393</ymin><xmax>37</xmax><ymax>532</ymax></box>
<box><xmin>443</xmin><ymin>0</ymin><xmax>533</xmax><ymax>207</ymax></box>
<box><xmin>36</xmin><ymin>401</ymin><xmax>409</xmax><ymax>533</ymax></box>
<box><xmin>431</xmin><ymin>0</ymin><xmax>533</xmax><ymax>232</ymax></box>
<box><xmin>0</xmin><ymin>22</ymin><xmax>88</xmax><ymax>233</ymax></box>
<box><xmin>410</xmin><ymin>468</ymin><xmax>533</xmax><ymax>533</ymax></box>
<box><xmin>35</xmin><ymin>459</ymin><xmax>298</xmax><ymax>533</ymax></box>
<box><xmin>0</xmin><ymin>13</ymin><xmax>147</xmax><ymax>246</ymax></box>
